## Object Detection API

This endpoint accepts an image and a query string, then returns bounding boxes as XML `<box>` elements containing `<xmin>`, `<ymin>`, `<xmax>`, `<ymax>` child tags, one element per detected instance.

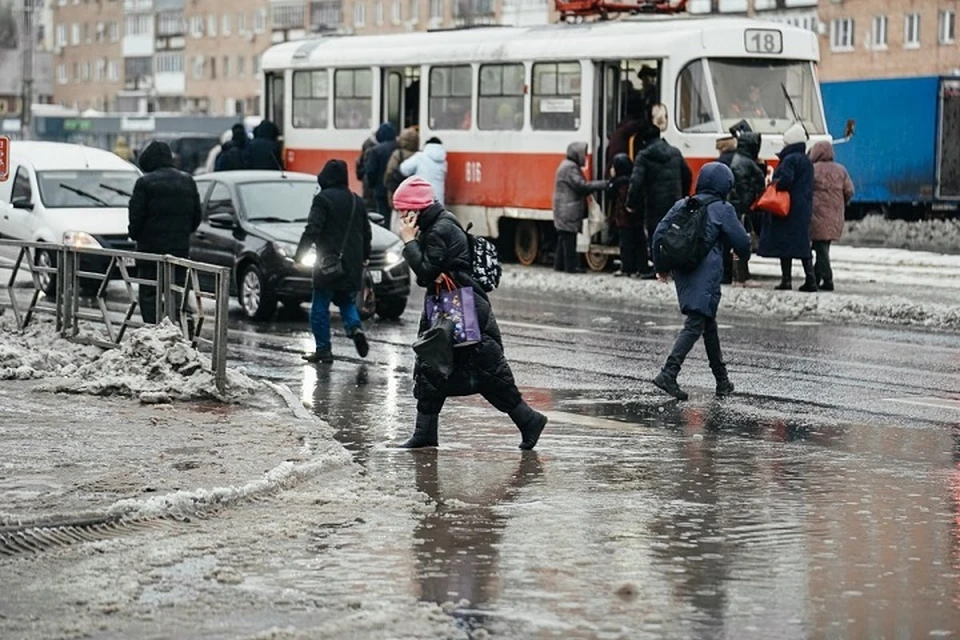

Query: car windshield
<box><xmin>36</xmin><ymin>170</ymin><xmax>139</xmax><ymax>208</ymax></box>
<box><xmin>237</xmin><ymin>181</ymin><xmax>315</xmax><ymax>223</ymax></box>
<box><xmin>709</xmin><ymin>59</ymin><xmax>825</xmax><ymax>135</ymax></box>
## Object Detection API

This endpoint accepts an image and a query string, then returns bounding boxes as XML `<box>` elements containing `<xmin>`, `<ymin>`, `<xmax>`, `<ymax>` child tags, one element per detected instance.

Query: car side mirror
<box><xmin>208</xmin><ymin>212</ymin><xmax>236</xmax><ymax>229</ymax></box>
<box><xmin>367</xmin><ymin>211</ymin><xmax>385</xmax><ymax>226</ymax></box>
<box><xmin>12</xmin><ymin>197</ymin><xmax>33</xmax><ymax>211</ymax></box>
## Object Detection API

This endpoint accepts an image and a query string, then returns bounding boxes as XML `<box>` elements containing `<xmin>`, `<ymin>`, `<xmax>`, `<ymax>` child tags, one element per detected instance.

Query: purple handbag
<box><xmin>425</xmin><ymin>274</ymin><xmax>481</xmax><ymax>347</ymax></box>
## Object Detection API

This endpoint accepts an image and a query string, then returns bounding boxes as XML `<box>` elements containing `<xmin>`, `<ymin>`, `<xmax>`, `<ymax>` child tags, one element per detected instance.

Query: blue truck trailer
<box><xmin>821</xmin><ymin>76</ymin><xmax>960</xmax><ymax>219</ymax></box>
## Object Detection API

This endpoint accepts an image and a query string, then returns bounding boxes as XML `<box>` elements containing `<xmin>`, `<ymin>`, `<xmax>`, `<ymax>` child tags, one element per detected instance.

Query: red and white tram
<box><xmin>261</xmin><ymin>13</ymin><xmax>828</xmax><ymax>268</ymax></box>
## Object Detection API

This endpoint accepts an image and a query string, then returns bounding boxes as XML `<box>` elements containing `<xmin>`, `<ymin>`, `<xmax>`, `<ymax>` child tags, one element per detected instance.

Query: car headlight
<box><xmin>298</xmin><ymin>248</ymin><xmax>317</xmax><ymax>267</ymax></box>
<box><xmin>62</xmin><ymin>231</ymin><xmax>102</xmax><ymax>249</ymax></box>
<box><xmin>384</xmin><ymin>241</ymin><xmax>404</xmax><ymax>267</ymax></box>
<box><xmin>273</xmin><ymin>241</ymin><xmax>299</xmax><ymax>259</ymax></box>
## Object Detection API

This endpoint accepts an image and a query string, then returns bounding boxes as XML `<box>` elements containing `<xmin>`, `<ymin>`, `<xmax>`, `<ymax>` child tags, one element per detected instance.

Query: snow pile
<box><xmin>0</xmin><ymin>315</ymin><xmax>103</xmax><ymax>380</ymax></box>
<box><xmin>843</xmin><ymin>216</ymin><xmax>960</xmax><ymax>255</ymax></box>
<box><xmin>500</xmin><ymin>266</ymin><xmax>960</xmax><ymax>330</ymax></box>
<box><xmin>39</xmin><ymin>319</ymin><xmax>260</xmax><ymax>402</ymax></box>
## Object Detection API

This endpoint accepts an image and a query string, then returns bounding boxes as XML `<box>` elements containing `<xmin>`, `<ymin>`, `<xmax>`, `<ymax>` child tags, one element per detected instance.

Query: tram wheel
<box><xmin>514</xmin><ymin>220</ymin><xmax>540</xmax><ymax>266</ymax></box>
<box><xmin>584</xmin><ymin>248</ymin><xmax>610</xmax><ymax>272</ymax></box>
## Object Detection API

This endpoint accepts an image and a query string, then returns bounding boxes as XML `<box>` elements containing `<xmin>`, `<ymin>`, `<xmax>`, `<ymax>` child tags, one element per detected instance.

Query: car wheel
<box><xmin>239</xmin><ymin>264</ymin><xmax>277</xmax><ymax>320</ymax></box>
<box><xmin>33</xmin><ymin>248</ymin><xmax>57</xmax><ymax>297</ymax></box>
<box><xmin>376</xmin><ymin>296</ymin><xmax>407</xmax><ymax>321</ymax></box>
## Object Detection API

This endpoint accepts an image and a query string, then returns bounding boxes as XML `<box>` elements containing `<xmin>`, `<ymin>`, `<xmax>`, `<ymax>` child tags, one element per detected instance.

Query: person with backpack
<box><xmin>356</xmin><ymin>130</ymin><xmax>379</xmax><ymax>212</ymax></box>
<box><xmin>214</xmin><ymin>124</ymin><xmax>250</xmax><ymax>172</ymax></box>
<box><xmin>651</xmin><ymin>162</ymin><xmax>752</xmax><ymax>401</ymax></box>
<box><xmin>295</xmin><ymin>159</ymin><xmax>373</xmax><ymax>364</ymax></box>
<box><xmin>364</xmin><ymin>122</ymin><xmax>398</xmax><ymax>223</ymax></box>
<box><xmin>393</xmin><ymin>176</ymin><xmax>546</xmax><ymax>451</ymax></box>
<box><xmin>385</xmin><ymin>126</ymin><xmax>420</xmax><ymax>209</ymax></box>
<box><xmin>627</xmin><ymin>122</ymin><xmax>693</xmax><ymax>279</ymax></box>
<box><xmin>247</xmin><ymin>120</ymin><xmax>284</xmax><ymax>171</ymax></box>
<box><xmin>400</xmin><ymin>136</ymin><xmax>448</xmax><ymax>207</ymax></box>
<box><xmin>552</xmin><ymin>141</ymin><xmax>609</xmax><ymax>273</ymax></box>
<box><xmin>809</xmin><ymin>141</ymin><xmax>854</xmax><ymax>291</ymax></box>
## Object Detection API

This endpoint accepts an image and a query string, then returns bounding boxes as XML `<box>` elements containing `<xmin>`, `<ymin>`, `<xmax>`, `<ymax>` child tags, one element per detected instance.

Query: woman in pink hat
<box><xmin>394</xmin><ymin>176</ymin><xmax>547</xmax><ymax>450</ymax></box>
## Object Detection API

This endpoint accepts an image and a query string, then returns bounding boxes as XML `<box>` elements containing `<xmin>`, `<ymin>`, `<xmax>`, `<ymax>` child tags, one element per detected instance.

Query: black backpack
<box><xmin>653</xmin><ymin>196</ymin><xmax>718</xmax><ymax>273</ymax></box>
<box><xmin>464</xmin><ymin>223</ymin><xmax>501</xmax><ymax>292</ymax></box>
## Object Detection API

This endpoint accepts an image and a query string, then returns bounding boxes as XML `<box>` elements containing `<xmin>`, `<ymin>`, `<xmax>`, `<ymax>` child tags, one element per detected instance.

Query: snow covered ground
<box><xmin>842</xmin><ymin>216</ymin><xmax>960</xmax><ymax>255</ymax></box>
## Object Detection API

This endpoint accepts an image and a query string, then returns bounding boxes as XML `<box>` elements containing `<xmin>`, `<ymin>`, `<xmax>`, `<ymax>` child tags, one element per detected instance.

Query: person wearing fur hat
<box><xmin>394</xmin><ymin>176</ymin><xmax>547</xmax><ymax>451</ymax></box>
<box><xmin>758</xmin><ymin>122</ymin><xmax>816</xmax><ymax>291</ymax></box>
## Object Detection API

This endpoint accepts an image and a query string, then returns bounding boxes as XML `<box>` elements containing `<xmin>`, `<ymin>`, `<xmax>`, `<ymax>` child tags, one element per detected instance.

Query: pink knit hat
<box><xmin>392</xmin><ymin>176</ymin><xmax>436</xmax><ymax>211</ymax></box>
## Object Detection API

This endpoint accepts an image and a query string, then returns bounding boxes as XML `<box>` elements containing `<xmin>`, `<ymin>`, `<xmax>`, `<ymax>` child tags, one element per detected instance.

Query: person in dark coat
<box><xmin>716</xmin><ymin>135</ymin><xmax>737</xmax><ymax>167</ymax></box>
<box><xmin>363</xmin><ymin>122</ymin><xmax>398</xmax><ymax>222</ymax></box>
<box><xmin>215</xmin><ymin>123</ymin><xmax>249</xmax><ymax>172</ymax></box>
<box><xmin>551</xmin><ymin>141</ymin><xmax>608</xmax><ymax>273</ymax></box>
<box><xmin>356</xmin><ymin>130</ymin><xmax>379</xmax><ymax>212</ymax></box>
<box><xmin>246</xmin><ymin>120</ymin><xmax>284</xmax><ymax>171</ymax></box>
<box><xmin>128</xmin><ymin>140</ymin><xmax>202</xmax><ymax>324</ymax></box>
<box><xmin>651</xmin><ymin>162</ymin><xmax>752</xmax><ymax>401</ymax></box>
<box><xmin>606</xmin><ymin>111</ymin><xmax>644</xmax><ymax>168</ymax></box>
<box><xmin>295</xmin><ymin>159</ymin><xmax>373</xmax><ymax>364</ymax></box>
<box><xmin>395</xmin><ymin>176</ymin><xmax>547</xmax><ymax>451</ymax></box>
<box><xmin>610</xmin><ymin>153</ymin><xmax>645</xmax><ymax>277</ymax></box>
<box><xmin>758</xmin><ymin>123</ymin><xmax>816</xmax><ymax>291</ymax></box>
<box><xmin>723</xmin><ymin>131</ymin><xmax>766</xmax><ymax>283</ymax></box>
<box><xmin>627</xmin><ymin>123</ymin><xmax>693</xmax><ymax>278</ymax></box>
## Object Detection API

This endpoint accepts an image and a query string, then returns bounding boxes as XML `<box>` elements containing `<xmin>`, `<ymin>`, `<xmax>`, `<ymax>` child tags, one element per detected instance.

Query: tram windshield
<box><xmin>676</xmin><ymin>58</ymin><xmax>825</xmax><ymax>135</ymax></box>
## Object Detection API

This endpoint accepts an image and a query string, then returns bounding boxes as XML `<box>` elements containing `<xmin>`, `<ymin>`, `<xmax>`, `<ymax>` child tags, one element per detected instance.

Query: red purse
<box><xmin>752</xmin><ymin>184</ymin><xmax>790</xmax><ymax>218</ymax></box>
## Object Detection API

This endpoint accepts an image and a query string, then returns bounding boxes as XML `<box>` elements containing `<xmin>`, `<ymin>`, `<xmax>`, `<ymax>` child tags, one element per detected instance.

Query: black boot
<box><xmin>716</xmin><ymin>377</ymin><xmax>735</xmax><ymax>397</ymax></box>
<box><xmin>509</xmin><ymin>402</ymin><xmax>547</xmax><ymax>451</ymax></box>
<box><xmin>401</xmin><ymin>413</ymin><xmax>438</xmax><ymax>449</ymax></box>
<box><xmin>775</xmin><ymin>258</ymin><xmax>792</xmax><ymax>290</ymax></box>
<box><xmin>302</xmin><ymin>347</ymin><xmax>333</xmax><ymax>364</ymax></box>
<box><xmin>653</xmin><ymin>371</ymin><xmax>688</xmax><ymax>401</ymax></box>
<box><xmin>349</xmin><ymin>329</ymin><xmax>370</xmax><ymax>358</ymax></box>
<box><xmin>798</xmin><ymin>259</ymin><xmax>818</xmax><ymax>292</ymax></box>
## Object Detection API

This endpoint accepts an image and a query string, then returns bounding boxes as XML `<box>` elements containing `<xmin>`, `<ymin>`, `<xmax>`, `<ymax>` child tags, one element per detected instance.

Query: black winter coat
<box><xmin>728</xmin><ymin>133</ymin><xmax>766</xmax><ymax>218</ymax></box>
<box><xmin>627</xmin><ymin>137</ymin><xmax>692</xmax><ymax>228</ymax></box>
<box><xmin>247</xmin><ymin>121</ymin><xmax>284</xmax><ymax>171</ymax></box>
<box><xmin>402</xmin><ymin>203</ymin><xmax>514</xmax><ymax>402</ymax></box>
<box><xmin>364</xmin><ymin>123</ymin><xmax>397</xmax><ymax>201</ymax></box>
<box><xmin>296</xmin><ymin>160</ymin><xmax>372</xmax><ymax>292</ymax></box>
<box><xmin>759</xmin><ymin>142</ymin><xmax>814</xmax><ymax>259</ymax></box>
<box><xmin>128</xmin><ymin>140</ymin><xmax>202</xmax><ymax>257</ymax></box>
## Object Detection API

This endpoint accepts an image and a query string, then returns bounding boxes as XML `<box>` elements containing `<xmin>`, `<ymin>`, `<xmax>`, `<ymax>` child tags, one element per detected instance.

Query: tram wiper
<box><xmin>781</xmin><ymin>82</ymin><xmax>803</xmax><ymax>127</ymax></box>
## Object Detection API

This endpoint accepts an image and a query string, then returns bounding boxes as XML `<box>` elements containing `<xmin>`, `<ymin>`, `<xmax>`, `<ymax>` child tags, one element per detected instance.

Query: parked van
<box><xmin>0</xmin><ymin>141</ymin><xmax>141</xmax><ymax>295</ymax></box>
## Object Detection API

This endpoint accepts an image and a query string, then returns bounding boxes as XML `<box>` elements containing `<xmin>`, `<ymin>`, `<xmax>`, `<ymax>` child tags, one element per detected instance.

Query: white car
<box><xmin>0</xmin><ymin>141</ymin><xmax>141</xmax><ymax>294</ymax></box>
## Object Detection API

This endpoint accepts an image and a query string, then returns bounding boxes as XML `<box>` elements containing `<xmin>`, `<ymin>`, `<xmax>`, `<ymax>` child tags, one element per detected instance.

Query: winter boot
<box><xmin>715</xmin><ymin>378</ymin><xmax>735</xmax><ymax>397</ymax></box>
<box><xmin>653</xmin><ymin>371</ymin><xmax>689</xmax><ymax>401</ymax></box>
<box><xmin>819</xmin><ymin>281</ymin><xmax>834</xmax><ymax>292</ymax></box>
<box><xmin>350</xmin><ymin>329</ymin><xmax>370</xmax><ymax>358</ymax></box>
<box><xmin>302</xmin><ymin>347</ymin><xmax>334</xmax><ymax>364</ymax></box>
<box><xmin>775</xmin><ymin>278</ymin><xmax>792</xmax><ymax>291</ymax></box>
<box><xmin>401</xmin><ymin>413</ymin><xmax>439</xmax><ymax>449</ymax></box>
<box><xmin>509</xmin><ymin>402</ymin><xmax>548</xmax><ymax>451</ymax></box>
<box><xmin>799</xmin><ymin>259</ymin><xmax>818</xmax><ymax>292</ymax></box>
<box><xmin>775</xmin><ymin>258</ymin><xmax>792</xmax><ymax>290</ymax></box>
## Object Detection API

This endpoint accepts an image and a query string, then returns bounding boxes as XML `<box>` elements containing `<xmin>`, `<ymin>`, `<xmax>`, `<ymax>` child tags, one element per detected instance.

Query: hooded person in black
<box><xmin>247</xmin><ymin>120</ymin><xmax>284</xmax><ymax>171</ymax></box>
<box><xmin>296</xmin><ymin>159</ymin><xmax>373</xmax><ymax>364</ymax></box>
<box><xmin>215</xmin><ymin>123</ymin><xmax>249</xmax><ymax>171</ymax></box>
<box><xmin>363</xmin><ymin>122</ymin><xmax>398</xmax><ymax>222</ymax></box>
<box><xmin>128</xmin><ymin>140</ymin><xmax>202</xmax><ymax>324</ymax></box>
<box><xmin>610</xmin><ymin>153</ymin><xmax>646</xmax><ymax>277</ymax></box>
<box><xmin>723</xmin><ymin>131</ymin><xmax>765</xmax><ymax>283</ymax></box>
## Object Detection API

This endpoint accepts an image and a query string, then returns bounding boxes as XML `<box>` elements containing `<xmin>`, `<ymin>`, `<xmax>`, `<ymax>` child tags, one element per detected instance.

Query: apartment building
<box><xmin>819</xmin><ymin>0</ymin><xmax>960</xmax><ymax>81</ymax></box>
<box><xmin>688</xmin><ymin>0</ymin><xmax>819</xmax><ymax>31</ymax></box>
<box><xmin>51</xmin><ymin>0</ymin><xmax>124</xmax><ymax>112</ymax></box>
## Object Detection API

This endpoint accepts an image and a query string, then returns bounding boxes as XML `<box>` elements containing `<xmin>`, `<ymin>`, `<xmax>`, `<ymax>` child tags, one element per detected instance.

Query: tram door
<box><xmin>381</xmin><ymin>67</ymin><xmax>421</xmax><ymax>133</ymax></box>
<box><xmin>264</xmin><ymin>72</ymin><xmax>286</xmax><ymax>137</ymax></box>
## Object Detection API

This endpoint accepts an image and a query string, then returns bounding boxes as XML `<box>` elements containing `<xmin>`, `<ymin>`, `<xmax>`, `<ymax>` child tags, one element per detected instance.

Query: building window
<box><xmin>157</xmin><ymin>11</ymin><xmax>185</xmax><ymax>36</ymax></box>
<box><xmin>82</xmin><ymin>23</ymin><xmax>90</xmax><ymax>44</ymax></box>
<box><xmin>375</xmin><ymin>1</ymin><xmax>383</xmax><ymax>25</ymax></box>
<box><xmin>293</xmin><ymin>69</ymin><xmax>329</xmax><ymax>128</ymax></box>
<box><xmin>531</xmin><ymin>61</ymin><xmax>580</xmax><ymax>131</ymax></box>
<box><xmin>871</xmin><ymin>15</ymin><xmax>888</xmax><ymax>50</ymax></box>
<box><xmin>392</xmin><ymin>0</ymin><xmax>401</xmax><ymax>24</ymax></box>
<box><xmin>222</xmin><ymin>56</ymin><xmax>230</xmax><ymax>78</ymax></box>
<box><xmin>311</xmin><ymin>1</ymin><xmax>343</xmax><ymax>29</ymax></box>
<box><xmin>72</xmin><ymin>62</ymin><xmax>79</xmax><ymax>82</ymax></box>
<box><xmin>237</xmin><ymin>56</ymin><xmax>245</xmax><ymax>77</ymax></box>
<box><xmin>410</xmin><ymin>0</ymin><xmax>419</xmax><ymax>22</ymax></box>
<box><xmin>478</xmin><ymin>64</ymin><xmax>523</xmax><ymax>130</ymax></box>
<box><xmin>238</xmin><ymin>12</ymin><xmax>247</xmax><ymax>33</ymax></box>
<box><xmin>253</xmin><ymin>55</ymin><xmax>261</xmax><ymax>75</ymax></box>
<box><xmin>222</xmin><ymin>14</ymin><xmax>232</xmax><ymax>36</ymax></box>
<box><xmin>190</xmin><ymin>16</ymin><xmax>204</xmax><ymax>38</ymax></box>
<box><xmin>156</xmin><ymin>52</ymin><xmax>184</xmax><ymax>73</ymax></box>
<box><xmin>95</xmin><ymin>59</ymin><xmax>106</xmax><ymax>82</ymax></box>
<box><xmin>940</xmin><ymin>10</ymin><xmax>955</xmax><ymax>45</ymax></box>
<box><xmin>429</xmin><ymin>65</ymin><xmax>472</xmax><ymax>130</ymax></box>
<box><xmin>71</xmin><ymin>23</ymin><xmax>80</xmax><ymax>45</ymax></box>
<box><xmin>354</xmin><ymin>2</ymin><xmax>366</xmax><ymax>26</ymax></box>
<box><xmin>210</xmin><ymin>57</ymin><xmax>217</xmax><ymax>79</ymax></box>
<box><xmin>904</xmin><ymin>13</ymin><xmax>920</xmax><ymax>48</ymax></box>
<box><xmin>334</xmin><ymin>68</ymin><xmax>372</xmax><ymax>129</ymax></box>
<box><xmin>192</xmin><ymin>56</ymin><xmax>205</xmax><ymax>80</ymax></box>
<box><xmin>273</xmin><ymin>3</ymin><xmax>305</xmax><ymax>29</ymax></box>
<box><xmin>108</xmin><ymin>22</ymin><xmax>120</xmax><ymax>42</ymax></box>
<box><xmin>430</xmin><ymin>0</ymin><xmax>442</xmax><ymax>20</ymax></box>
<box><xmin>81</xmin><ymin>62</ymin><xmax>90</xmax><ymax>81</ymax></box>
<box><xmin>108</xmin><ymin>61</ymin><xmax>119</xmax><ymax>81</ymax></box>
<box><xmin>124</xmin><ymin>57</ymin><xmax>150</xmax><ymax>83</ymax></box>
<box><xmin>254</xmin><ymin>8</ymin><xmax>267</xmax><ymax>32</ymax></box>
<box><xmin>125</xmin><ymin>15</ymin><xmax>151</xmax><ymax>36</ymax></box>
<box><xmin>56</xmin><ymin>24</ymin><xmax>67</xmax><ymax>47</ymax></box>
<box><xmin>830</xmin><ymin>17</ymin><xmax>854</xmax><ymax>51</ymax></box>
<box><xmin>95</xmin><ymin>21</ymin><xmax>105</xmax><ymax>42</ymax></box>
<box><xmin>207</xmin><ymin>14</ymin><xmax>218</xmax><ymax>37</ymax></box>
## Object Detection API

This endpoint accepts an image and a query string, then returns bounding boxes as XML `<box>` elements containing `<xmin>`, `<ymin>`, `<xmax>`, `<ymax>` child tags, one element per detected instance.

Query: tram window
<box><xmin>676</xmin><ymin>60</ymin><xmax>718</xmax><ymax>134</ymax></box>
<box><xmin>428</xmin><ymin>66</ymin><xmax>473</xmax><ymax>130</ymax></box>
<box><xmin>478</xmin><ymin>64</ymin><xmax>524</xmax><ymax>131</ymax></box>
<box><xmin>292</xmin><ymin>70</ymin><xmax>329</xmax><ymax>129</ymax></box>
<box><xmin>334</xmin><ymin>68</ymin><xmax>373</xmax><ymax>129</ymax></box>
<box><xmin>531</xmin><ymin>62</ymin><xmax>581</xmax><ymax>131</ymax></box>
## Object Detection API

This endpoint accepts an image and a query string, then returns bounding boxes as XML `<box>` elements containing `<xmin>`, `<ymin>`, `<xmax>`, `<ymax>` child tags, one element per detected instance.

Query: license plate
<box><xmin>370</xmin><ymin>270</ymin><xmax>382</xmax><ymax>284</ymax></box>
<box><xmin>122</xmin><ymin>257</ymin><xmax>136</xmax><ymax>268</ymax></box>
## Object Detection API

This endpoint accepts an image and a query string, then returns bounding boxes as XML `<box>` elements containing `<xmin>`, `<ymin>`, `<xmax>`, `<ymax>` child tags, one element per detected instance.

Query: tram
<box><xmin>261</xmin><ymin>11</ymin><xmax>829</xmax><ymax>268</ymax></box>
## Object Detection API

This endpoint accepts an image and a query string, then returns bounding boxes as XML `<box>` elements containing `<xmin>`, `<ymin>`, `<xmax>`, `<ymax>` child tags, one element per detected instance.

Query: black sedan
<box><xmin>191</xmin><ymin>171</ymin><xmax>410</xmax><ymax>321</ymax></box>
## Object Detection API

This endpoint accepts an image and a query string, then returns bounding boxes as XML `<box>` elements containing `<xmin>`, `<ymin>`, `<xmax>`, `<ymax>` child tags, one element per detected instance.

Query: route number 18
<box><xmin>744</xmin><ymin>29</ymin><xmax>783</xmax><ymax>55</ymax></box>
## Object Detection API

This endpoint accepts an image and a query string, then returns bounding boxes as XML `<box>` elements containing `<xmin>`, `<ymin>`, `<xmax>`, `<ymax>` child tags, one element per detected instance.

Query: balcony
<box><xmin>272</xmin><ymin>2</ymin><xmax>307</xmax><ymax>30</ymax></box>
<box><xmin>454</xmin><ymin>0</ymin><xmax>496</xmax><ymax>26</ymax></box>
<box><xmin>310</xmin><ymin>0</ymin><xmax>343</xmax><ymax>32</ymax></box>
<box><xmin>123</xmin><ymin>0</ymin><xmax>154</xmax><ymax>13</ymax></box>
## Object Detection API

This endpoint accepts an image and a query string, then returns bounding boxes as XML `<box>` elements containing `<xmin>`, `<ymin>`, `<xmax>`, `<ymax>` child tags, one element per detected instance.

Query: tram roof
<box><xmin>261</xmin><ymin>16</ymin><xmax>820</xmax><ymax>71</ymax></box>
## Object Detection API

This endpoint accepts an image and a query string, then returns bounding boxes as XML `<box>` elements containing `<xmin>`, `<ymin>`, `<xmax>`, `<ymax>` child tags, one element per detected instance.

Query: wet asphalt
<box><xmin>220</xmin><ymin>277</ymin><xmax>960</xmax><ymax>638</ymax></box>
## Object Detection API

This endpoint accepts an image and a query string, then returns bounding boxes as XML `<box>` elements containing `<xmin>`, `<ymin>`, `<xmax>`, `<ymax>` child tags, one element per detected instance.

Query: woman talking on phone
<box><xmin>394</xmin><ymin>176</ymin><xmax>547</xmax><ymax>451</ymax></box>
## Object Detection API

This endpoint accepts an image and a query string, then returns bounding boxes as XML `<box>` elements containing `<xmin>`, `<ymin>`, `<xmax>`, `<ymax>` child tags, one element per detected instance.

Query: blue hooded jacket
<box><xmin>653</xmin><ymin>162</ymin><xmax>752</xmax><ymax>318</ymax></box>
<box><xmin>364</xmin><ymin>122</ymin><xmax>398</xmax><ymax>200</ymax></box>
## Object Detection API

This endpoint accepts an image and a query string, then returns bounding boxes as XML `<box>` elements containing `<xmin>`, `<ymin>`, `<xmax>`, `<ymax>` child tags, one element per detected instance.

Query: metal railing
<box><xmin>0</xmin><ymin>240</ymin><xmax>231</xmax><ymax>392</ymax></box>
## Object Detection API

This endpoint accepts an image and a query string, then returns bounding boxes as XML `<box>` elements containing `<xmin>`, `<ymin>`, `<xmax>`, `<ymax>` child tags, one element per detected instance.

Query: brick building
<box><xmin>818</xmin><ymin>0</ymin><xmax>960</xmax><ymax>81</ymax></box>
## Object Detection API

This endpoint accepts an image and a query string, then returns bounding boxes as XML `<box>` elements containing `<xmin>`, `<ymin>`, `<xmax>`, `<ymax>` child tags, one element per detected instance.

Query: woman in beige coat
<box><xmin>809</xmin><ymin>141</ymin><xmax>854</xmax><ymax>291</ymax></box>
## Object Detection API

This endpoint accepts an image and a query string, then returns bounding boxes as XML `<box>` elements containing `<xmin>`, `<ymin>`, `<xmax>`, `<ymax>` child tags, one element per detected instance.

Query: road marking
<box><xmin>499</xmin><ymin>320</ymin><xmax>590</xmax><ymax>335</ymax></box>
<box><xmin>647</xmin><ymin>324</ymin><xmax>733</xmax><ymax>331</ymax></box>
<box><xmin>544</xmin><ymin>410</ymin><xmax>643</xmax><ymax>431</ymax></box>
<box><xmin>783</xmin><ymin>321</ymin><xmax>823</xmax><ymax>327</ymax></box>
<box><xmin>884</xmin><ymin>397</ymin><xmax>960</xmax><ymax>411</ymax></box>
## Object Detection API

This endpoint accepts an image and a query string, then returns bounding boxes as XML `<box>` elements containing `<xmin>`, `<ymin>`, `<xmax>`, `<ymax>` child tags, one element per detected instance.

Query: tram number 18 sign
<box><xmin>744</xmin><ymin>29</ymin><xmax>783</xmax><ymax>55</ymax></box>
<box><xmin>0</xmin><ymin>136</ymin><xmax>8</xmax><ymax>182</ymax></box>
